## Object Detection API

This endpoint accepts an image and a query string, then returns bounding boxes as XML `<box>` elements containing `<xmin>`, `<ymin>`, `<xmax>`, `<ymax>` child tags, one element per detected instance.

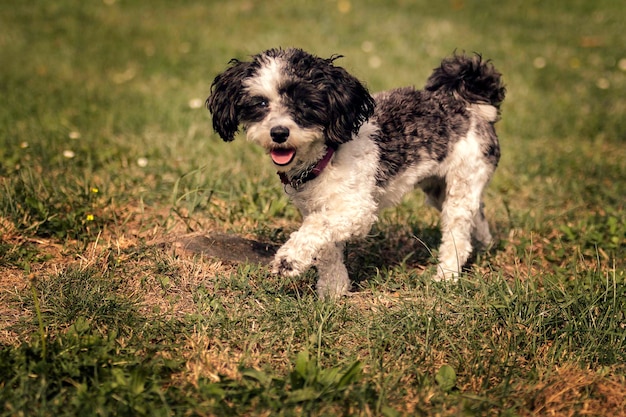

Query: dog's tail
<box><xmin>425</xmin><ymin>53</ymin><xmax>505</xmax><ymax>110</ymax></box>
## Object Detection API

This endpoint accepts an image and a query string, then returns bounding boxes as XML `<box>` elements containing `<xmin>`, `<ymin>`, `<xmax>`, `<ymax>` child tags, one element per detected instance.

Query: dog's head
<box><xmin>207</xmin><ymin>48</ymin><xmax>375</xmax><ymax>170</ymax></box>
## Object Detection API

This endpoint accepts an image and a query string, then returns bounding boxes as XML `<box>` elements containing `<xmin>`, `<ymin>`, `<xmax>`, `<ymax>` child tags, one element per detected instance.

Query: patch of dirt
<box><xmin>165</xmin><ymin>232</ymin><xmax>278</xmax><ymax>265</ymax></box>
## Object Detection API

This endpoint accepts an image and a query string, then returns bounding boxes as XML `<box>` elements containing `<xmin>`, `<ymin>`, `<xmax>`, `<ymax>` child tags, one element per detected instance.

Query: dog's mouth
<box><xmin>270</xmin><ymin>148</ymin><xmax>296</xmax><ymax>166</ymax></box>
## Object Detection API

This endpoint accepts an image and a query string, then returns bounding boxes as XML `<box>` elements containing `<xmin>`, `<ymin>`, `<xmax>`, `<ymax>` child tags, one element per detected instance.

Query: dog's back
<box><xmin>371</xmin><ymin>54</ymin><xmax>505</xmax><ymax>188</ymax></box>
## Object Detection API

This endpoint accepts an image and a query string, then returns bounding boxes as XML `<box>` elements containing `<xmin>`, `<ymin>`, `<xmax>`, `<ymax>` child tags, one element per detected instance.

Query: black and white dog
<box><xmin>207</xmin><ymin>48</ymin><xmax>505</xmax><ymax>299</ymax></box>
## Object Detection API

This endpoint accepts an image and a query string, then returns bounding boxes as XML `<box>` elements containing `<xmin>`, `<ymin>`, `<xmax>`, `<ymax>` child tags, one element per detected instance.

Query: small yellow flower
<box><xmin>86</xmin><ymin>214</ymin><xmax>95</xmax><ymax>221</ymax></box>
<box><xmin>90</xmin><ymin>187</ymin><xmax>99</xmax><ymax>194</ymax></box>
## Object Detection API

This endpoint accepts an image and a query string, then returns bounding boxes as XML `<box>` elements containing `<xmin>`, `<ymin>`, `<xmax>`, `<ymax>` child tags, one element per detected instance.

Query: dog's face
<box><xmin>207</xmin><ymin>48</ymin><xmax>375</xmax><ymax>171</ymax></box>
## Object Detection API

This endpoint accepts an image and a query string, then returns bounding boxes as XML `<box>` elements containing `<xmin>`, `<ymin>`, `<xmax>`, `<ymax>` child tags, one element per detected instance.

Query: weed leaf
<box><xmin>435</xmin><ymin>364</ymin><xmax>457</xmax><ymax>393</ymax></box>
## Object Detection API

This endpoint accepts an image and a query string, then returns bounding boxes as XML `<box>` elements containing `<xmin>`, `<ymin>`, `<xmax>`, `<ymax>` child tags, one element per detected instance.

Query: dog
<box><xmin>207</xmin><ymin>48</ymin><xmax>505</xmax><ymax>299</ymax></box>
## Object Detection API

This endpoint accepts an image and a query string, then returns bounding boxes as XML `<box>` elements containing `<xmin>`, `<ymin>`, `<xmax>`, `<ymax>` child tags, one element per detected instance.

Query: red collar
<box><xmin>278</xmin><ymin>146</ymin><xmax>335</xmax><ymax>190</ymax></box>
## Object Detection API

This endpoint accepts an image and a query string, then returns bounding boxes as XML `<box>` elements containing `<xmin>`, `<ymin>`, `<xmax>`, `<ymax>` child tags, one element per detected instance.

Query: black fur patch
<box><xmin>279</xmin><ymin>81</ymin><xmax>330</xmax><ymax>129</ymax></box>
<box><xmin>207</xmin><ymin>58</ymin><xmax>262</xmax><ymax>141</ymax></box>
<box><xmin>372</xmin><ymin>87</ymin><xmax>470</xmax><ymax>185</ymax></box>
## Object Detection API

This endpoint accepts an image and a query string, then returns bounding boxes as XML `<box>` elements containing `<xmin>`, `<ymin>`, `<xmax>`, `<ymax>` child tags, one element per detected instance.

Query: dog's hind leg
<box><xmin>435</xmin><ymin>136</ymin><xmax>495</xmax><ymax>280</ymax></box>
<box><xmin>472</xmin><ymin>201</ymin><xmax>493</xmax><ymax>249</ymax></box>
<box><xmin>436</xmin><ymin>195</ymin><xmax>475</xmax><ymax>280</ymax></box>
<box><xmin>315</xmin><ymin>242</ymin><xmax>350</xmax><ymax>299</ymax></box>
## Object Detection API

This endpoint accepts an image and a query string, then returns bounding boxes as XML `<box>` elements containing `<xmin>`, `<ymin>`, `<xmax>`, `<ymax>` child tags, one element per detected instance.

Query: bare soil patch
<box><xmin>166</xmin><ymin>232</ymin><xmax>277</xmax><ymax>265</ymax></box>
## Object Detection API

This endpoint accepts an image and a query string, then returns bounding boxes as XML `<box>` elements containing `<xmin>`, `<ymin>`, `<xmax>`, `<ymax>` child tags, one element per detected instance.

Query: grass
<box><xmin>1</xmin><ymin>0</ymin><xmax>625</xmax><ymax>415</ymax></box>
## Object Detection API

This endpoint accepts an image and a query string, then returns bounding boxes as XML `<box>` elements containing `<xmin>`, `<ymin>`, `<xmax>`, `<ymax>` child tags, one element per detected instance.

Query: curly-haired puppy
<box><xmin>207</xmin><ymin>48</ymin><xmax>505</xmax><ymax>299</ymax></box>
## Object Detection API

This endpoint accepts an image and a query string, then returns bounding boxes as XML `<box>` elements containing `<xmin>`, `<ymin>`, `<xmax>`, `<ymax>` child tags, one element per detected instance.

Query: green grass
<box><xmin>1</xmin><ymin>0</ymin><xmax>625</xmax><ymax>416</ymax></box>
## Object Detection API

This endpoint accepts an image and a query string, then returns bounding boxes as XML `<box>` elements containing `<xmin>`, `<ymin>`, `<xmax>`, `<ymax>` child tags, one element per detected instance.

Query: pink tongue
<box><xmin>270</xmin><ymin>149</ymin><xmax>296</xmax><ymax>165</ymax></box>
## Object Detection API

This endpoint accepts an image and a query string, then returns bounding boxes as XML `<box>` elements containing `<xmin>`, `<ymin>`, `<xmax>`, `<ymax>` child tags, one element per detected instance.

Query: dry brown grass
<box><xmin>514</xmin><ymin>366</ymin><xmax>626</xmax><ymax>417</ymax></box>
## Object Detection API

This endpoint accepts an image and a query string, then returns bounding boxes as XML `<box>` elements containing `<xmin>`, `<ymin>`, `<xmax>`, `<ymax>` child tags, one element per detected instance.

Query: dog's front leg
<box><xmin>315</xmin><ymin>242</ymin><xmax>350</xmax><ymax>299</ymax></box>
<box><xmin>270</xmin><ymin>208</ymin><xmax>376</xmax><ymax>280</ymax></box>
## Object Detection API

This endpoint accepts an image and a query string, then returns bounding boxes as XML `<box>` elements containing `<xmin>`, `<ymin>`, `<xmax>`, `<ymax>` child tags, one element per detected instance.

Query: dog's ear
<box><xmin>206</xmin><ymin>59</ymin><xmax>255</xmax><ymax>142</ymax></box>
<box><xmin>322</xmin><ymin>60</ymin><xmax>375</xmax><ymax>146</ymax></box>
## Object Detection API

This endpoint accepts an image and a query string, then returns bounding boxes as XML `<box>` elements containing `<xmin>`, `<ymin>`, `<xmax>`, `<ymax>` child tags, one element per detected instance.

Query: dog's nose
<box><xmin>270</xmin><ymin>126</ymin><xmax>290</xmax><ymax>143</ymax></box>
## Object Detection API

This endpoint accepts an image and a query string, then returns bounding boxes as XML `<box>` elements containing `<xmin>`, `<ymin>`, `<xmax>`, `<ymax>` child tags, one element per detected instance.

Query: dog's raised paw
<box><xmin>270</xmin><ymin>256</ymin><xmax>304</xmax><ymax>277</ymax></box>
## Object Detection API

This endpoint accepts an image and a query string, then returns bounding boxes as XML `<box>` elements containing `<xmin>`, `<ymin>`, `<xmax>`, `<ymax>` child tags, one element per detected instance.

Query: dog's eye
<box><xmin>254</xmin><ymin>98</ymin><xmax>268</xmax><ymax>108</ymax></box>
